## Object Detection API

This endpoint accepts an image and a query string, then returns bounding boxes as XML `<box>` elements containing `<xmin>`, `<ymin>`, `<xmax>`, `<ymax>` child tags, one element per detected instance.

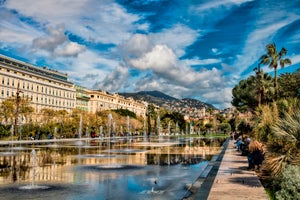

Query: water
<box><xmin>0</xmin><ymin>137</ymin><xmax>226</xmax><ymax>200</ymax></box>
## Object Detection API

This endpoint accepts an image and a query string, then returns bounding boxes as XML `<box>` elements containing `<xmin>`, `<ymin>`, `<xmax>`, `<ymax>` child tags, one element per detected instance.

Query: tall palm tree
<box><xmin>259</xmin><ymin>43</ymin><xmax>291</xmax><ymax>98</ymax></box>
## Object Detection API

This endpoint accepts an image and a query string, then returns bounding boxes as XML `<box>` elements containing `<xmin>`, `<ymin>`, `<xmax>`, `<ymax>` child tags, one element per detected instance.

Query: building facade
<box><xmin>1</xmin><ymin>54</ymin><xmax>147</xmax><ymax>123</ymax></box>
<box><xmin>0</xmin><ymin>54</ymin><xmax>76</xmax><ymax>122</ymax></box>
<box><xmin>75</xmin><ymin>85</ymin><xmax>90</xmax><ymax>112</ymax></box>
<box><xmin>88</xmin><ymin>90</ymin><xmax>147</xmax><ymax>117</ymax></box>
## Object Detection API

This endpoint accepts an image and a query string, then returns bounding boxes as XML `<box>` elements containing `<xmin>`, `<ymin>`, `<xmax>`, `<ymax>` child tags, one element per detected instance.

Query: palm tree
<box><xmin>259</xmin><ymin>43</ymin><xmax>291</xmax><ymax>98</ymax></box>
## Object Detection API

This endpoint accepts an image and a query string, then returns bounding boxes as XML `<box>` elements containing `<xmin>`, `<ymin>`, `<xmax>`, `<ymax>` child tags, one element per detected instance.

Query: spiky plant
<box><xmin>253</xmin><ymin>102</ymin><xmax>279</xmax><ymax>142</ymax></box>
<box><xmin>265</xmin><ymin>106</ymin><xmax>300</xmax><ymax>176</ymax></box>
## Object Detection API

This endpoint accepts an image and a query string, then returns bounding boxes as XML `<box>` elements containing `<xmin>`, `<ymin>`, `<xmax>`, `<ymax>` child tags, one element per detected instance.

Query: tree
<box><xmin>254</xmin><ymin>64</ymin><xmax>263</xmax><ymax>106</ymax></box>
<box><xmin>0</xmin><ymin>98</ymin><xmax>15</xmax><ymax>124</ymax></box>
<box><xmin>232</xmin><ymin>74</ymin><xmax>274</xmax><ymax>111</ymax></box>
<box><xmin>277</xmin><ymin>70</ymin><xmax>300</xmax><ymax>98</ymax></box>
<box><xmin>259</xmin><ymin>43</ymin><xmax>291</xmax><ymax>98</ymax></box>
<box><xmin>146</xmin><ymin>104</ymin><xmax>156</xmax><ymax>135</ymax></box>
<box><xmin>40</xmin><ymin>108</ymin><xmax>56</xmax><ymax>124</ymax></box>
<box><xmin>232</xmin><ymin>75</ymin><xmax>259</xmax><ymax>111</ymax></box>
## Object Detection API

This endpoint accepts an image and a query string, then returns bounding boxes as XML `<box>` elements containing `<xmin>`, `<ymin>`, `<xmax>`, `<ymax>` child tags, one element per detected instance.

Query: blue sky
<box><xmin>0</xmin><ymin>0</ymin><xmax>299</xmax><ymax>109</ymax></box>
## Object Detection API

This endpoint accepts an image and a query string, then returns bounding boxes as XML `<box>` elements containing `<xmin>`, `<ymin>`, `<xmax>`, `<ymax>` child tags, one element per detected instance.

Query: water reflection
<box><xmin>0</xmin><ymin>137</ymin><xmax>226</xmax><ymax>200</ymax></box>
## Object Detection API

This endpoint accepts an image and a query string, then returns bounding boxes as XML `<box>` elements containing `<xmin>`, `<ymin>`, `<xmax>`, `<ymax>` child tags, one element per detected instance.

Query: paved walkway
<box><xmin>207</xmin><ymin>139</ymin><xmax>268</xmax><ymax>200</ymax></box>
<box><xmin>184</xmin><ymin>139</ymin><xmax>268</xmax><ymax>200</ymax></box>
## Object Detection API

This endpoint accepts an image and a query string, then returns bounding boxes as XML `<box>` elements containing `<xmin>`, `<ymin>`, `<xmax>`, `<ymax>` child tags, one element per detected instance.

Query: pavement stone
<box><xmin>207</xmin><ymin>139</ymin><xmax>268</xmax><ymax>200</ymax></box>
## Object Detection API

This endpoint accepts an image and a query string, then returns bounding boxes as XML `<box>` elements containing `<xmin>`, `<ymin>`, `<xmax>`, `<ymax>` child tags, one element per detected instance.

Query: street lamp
<box><xmin>14</xmin><ymin>83</ymin><xmax>23</xmax><ymax>138</ymax></box>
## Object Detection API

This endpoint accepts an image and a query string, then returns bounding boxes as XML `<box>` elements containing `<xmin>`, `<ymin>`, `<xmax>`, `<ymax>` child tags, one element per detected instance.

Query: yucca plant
<box><xmin>265</xmin><ymin>105</ymin><xmax>300</xmax><ymax>176</ymax></box>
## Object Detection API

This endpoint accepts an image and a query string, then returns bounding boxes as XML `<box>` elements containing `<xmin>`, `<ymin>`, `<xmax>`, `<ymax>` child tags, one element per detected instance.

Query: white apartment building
<box><xmin>0</xmin><ymin>54</ymin><xmax>76</xmax><ymax>122</ymax></box>
<box><xmin>0</xmin><ymin>54</ymin><xmax>147</xmax><ymax>122</ymax></box>
<box><xmin>88</xmin><ymin>90</ymin><xmax>147</xmax><ymax>117</ymax></box>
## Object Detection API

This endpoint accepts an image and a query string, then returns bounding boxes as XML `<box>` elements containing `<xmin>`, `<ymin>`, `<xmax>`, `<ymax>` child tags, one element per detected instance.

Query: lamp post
<box><xmin>14</xmin><ymin>84</ymin><xmax>22</xmax><ymax>137</ymax></box>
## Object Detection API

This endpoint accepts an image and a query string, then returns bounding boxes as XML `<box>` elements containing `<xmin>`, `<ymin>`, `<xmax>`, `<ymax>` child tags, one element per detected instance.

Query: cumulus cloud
<box><xmin>120</xmin><ymin>34</ymin><xmax>152</xmax><ymax>58</ymax></box>
<box><xmin>54</xmin><ymin>42</ymin><xmax>86</xmax><ymax>57</ymax></box>
<box><xmin>152</xmin><ymin>24</ymin><xmax>200</xmax><ymax>57</ymax></box>
<box><xmin>93</xmin><ymin>65</ymin><xmax>129</xmax><ymax>92</ymax></box>
<box><xmin>32</xmin><ymin>24</ymin><xmax>67</xmax><ymax>52</ymax></box>
<box><xmin>32</xmin><ymin>24</ymin><xmax>85</xmax><ymax>57</ymax></box>
<box><xmin>127</xmin><ymin>43</ymin><xmax>224</xmax><ymax>88</ymax></box>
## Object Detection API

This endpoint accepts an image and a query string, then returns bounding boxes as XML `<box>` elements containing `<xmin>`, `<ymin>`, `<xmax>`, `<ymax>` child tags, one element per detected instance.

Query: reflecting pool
<box><xmin>0</xmin><ymin>136</ymin><xmax>226</xmax><ymax>200</ymax></box>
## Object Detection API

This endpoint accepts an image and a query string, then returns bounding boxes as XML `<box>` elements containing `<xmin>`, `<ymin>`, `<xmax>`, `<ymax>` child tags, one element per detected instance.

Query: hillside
<box><xmin>119</xmin><ymin>91</ymin><xmax>217</xmax><ymax>118</ymax></box>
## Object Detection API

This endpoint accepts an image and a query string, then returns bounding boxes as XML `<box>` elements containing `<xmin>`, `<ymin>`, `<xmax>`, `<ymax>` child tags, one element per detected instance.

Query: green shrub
<box><xmin>275</xmin><ymin>165</ymin><xmax>300</xmax><ymax>200</ymax></box>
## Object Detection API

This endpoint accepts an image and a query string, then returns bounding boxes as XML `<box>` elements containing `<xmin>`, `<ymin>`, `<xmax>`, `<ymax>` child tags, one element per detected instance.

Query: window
<box><xmin>7</xmin><ymin>78</ymin><xmax>9</xmax><ymax>85</ymax></box>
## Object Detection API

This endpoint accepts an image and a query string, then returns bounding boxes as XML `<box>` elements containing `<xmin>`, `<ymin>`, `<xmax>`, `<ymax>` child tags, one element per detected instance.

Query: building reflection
<box><xmin>0</xmin><ymin>138</ymin><xmax>224</xmax><ymax>185</ymax></box>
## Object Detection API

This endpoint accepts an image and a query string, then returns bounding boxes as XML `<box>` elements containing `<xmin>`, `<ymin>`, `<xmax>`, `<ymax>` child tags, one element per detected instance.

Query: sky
<box><xmin>1</xmin><ymin>0</ymin><xmax>300</xmax><ymax>109</ymax></box>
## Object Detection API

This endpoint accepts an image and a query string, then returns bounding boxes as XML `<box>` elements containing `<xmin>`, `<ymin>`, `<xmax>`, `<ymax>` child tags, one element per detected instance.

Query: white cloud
<box><xmin>54</xmin><ymin>42</ymin><xmax>86</xmax><ymax>57</ymax></box>
<box><xmin>5</xmin><ymin>0</ymin><xmax>146</xmax><ymax>45</ymax></box>
<box><xmin>32</xmin><ymin>24</ymin><xmax>67</xmax><ymax>52</ymax></box>
<box><xmin>31</xmin><ymin>24</ymin><xmax>86</xmax><ymax>57</ymax></box>
<box><xmin>184</xmin><ymin>57</ymin><xmax>221</xmax><ymax>65</ymax></box>
<box><xmin>93</xmin><ymin>65</ymin><xmax>129</xmax><ymax>92</ymax></box>
<box><xmin>120</xmin><ymin>34</ymin><xmax>152</xmax><ymax>58</ymax></box>
<box><xmin>151</xmin><ymin>24</ymin><xmax>200</xmax><ymax>57</ymax></box>
<box><xmin>0</xmin><ymin>9</ymin><xmax>41</xmax><ymax>45</ymax></box>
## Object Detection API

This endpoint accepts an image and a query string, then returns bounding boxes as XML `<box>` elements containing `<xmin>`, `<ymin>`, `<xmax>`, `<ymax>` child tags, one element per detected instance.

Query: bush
<box><xmin>275</xmin><ymin>165</ymin><xmax>300</xmax><ymax>200</ymax></box>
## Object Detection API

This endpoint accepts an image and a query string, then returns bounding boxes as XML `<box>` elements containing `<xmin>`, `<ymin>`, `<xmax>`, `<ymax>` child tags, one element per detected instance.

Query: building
<box><xmin>75</xmin><ymin>85</ymin><xmax>90</xmax><ymax>112</ymax></box>
<box><xmin>88</xmin><ymin>90</ymin><xmax>147</xmax><ymax>117</ymax></box>
<box><xmin>0</xmin><ymin>54</ymin><xmax>76</xmax><ymax>122</ymax></box>
<box><xmin>0</xmin><ymin>54</ymin><xmax>147</xmax><ymax>124</ymax></box>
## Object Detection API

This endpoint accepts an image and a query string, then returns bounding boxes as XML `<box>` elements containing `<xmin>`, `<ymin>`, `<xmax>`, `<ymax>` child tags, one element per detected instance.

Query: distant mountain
<box><xmin>119</xmin><ymin>91</ymin><xmax>217</xmax><ymax>116</ymax></box>
<box><xmin>119</xmin><ymin>90</ymin><xmax>178</xmax><ymax>107</ymax></box>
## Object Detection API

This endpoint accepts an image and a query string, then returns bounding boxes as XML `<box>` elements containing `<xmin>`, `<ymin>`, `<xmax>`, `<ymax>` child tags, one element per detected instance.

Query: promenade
<box><xmin>185</xmin><ymin>139</ymin><xmax>268</xmax><ymax>200</ymax></box>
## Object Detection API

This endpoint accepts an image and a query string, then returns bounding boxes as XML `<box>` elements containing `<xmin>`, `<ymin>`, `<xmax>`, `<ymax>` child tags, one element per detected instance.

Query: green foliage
<box><xmin>274</xmin><ymin>165</ymin><xmax>300</xmax><ymax>200</ymax></box>
<box><xmin>205</xmin><ymin>123</ymin><xmax>213</xmax><ymax>129</ymax></box>
<box><xmin>219</xmin><ymin>122</ymin><xmax>231</xmax><ymax>134</ymax></box>
<box><xmin>146</xmin><ymin>104</ymin><xmax>157</xmax><ymax>134</ymax></box>
<box><xmin>112</xmin><ymin>109</ymin><xmax>137</xmax><ymax>119</ymax></box>
<box><xmin>0</xmin><ymin>125</ymin><xmax>10</xmax><ymax>138</ymax></box>
<box><xmin>232</xmin><ymin>76</ymin><xmax>258</xmax><ymax>111</ymax></box>
<box><xmin>161</xmin><ymin>111</ymin><xmax>185</xmax><ymax>131</ymax></box>
<box><xmin>278</xmin><ymin>71</ymin><xmax>300</xmax><ymax>98</ymax></box>
<box><xmin>265</xmin><ymin>103</ymin><xmax>300</xmax><ymax>175</ymax></box>
<box><xmin>253</xmin><ymin>103</ymin><xmax>279</xmax><ymax>142</ymax></box>
<box><xmin>260</xmin><ymin>43</ymin><xmax>292</xmax><ymax>97</ymax></box>
<box><xmin>232</xmin><ymin>74</ymin><xmax>275</xmax><ymax>111</ymax></box>
<box><xmin>237</xmin><ymin>120</ymin><xmax>252</xmax><ymax>134</ymax></box>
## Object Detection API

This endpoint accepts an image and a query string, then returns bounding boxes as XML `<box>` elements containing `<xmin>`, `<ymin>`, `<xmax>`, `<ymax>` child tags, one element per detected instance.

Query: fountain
<box><xmin>74</xmin><ymin>115</ymin><xmax>85</xmax><ymax>146</ymax></box>
<box><xmin>156</xmin><ymin>115</ymin><xmax>160</xmax><ymax>135</ymax></box>
<box><xmin>79</xmin><ymin>115</ymin><xmax>83</xmax><ymax>138</ymax></box>
<box><xmin>19</xmin><ymin>149</ymin><xmax>49</xmax><ymax>190</ymax></box>
<box><xmin>127</xmin><ymin>115</ymin><xmax>130</xmax><ymax>136</ymax></box>
<box><xmin>0</xmin><ymin>126</ymin><xmax>227</xmax><ymax>200</ymax></box>
<box><xmin>99</xmin><ymin>125</ymin><xmax>103</xmax><ymax>137</ymax></box>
